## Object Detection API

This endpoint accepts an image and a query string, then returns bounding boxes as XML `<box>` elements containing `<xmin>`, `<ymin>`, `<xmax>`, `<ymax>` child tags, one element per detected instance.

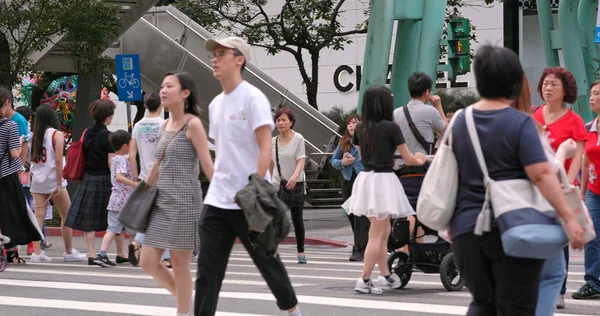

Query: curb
<box><xmin>44</xmin><ymin>227</ymin><xmax>347</xmax><ymax>248</ymax></box>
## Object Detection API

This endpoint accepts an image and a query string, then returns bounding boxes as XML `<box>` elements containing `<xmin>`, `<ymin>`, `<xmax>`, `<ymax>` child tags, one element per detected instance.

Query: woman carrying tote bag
<box><xmin>447</xmin><ymin>45</ymin><xmax>585</xmax><ymax>315</ymax></box>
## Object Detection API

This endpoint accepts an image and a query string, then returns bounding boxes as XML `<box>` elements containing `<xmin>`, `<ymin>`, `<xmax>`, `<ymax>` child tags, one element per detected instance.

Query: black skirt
<box><xmin>0</xmin><ymin>172</ymin><xmax>43</xmax><ymax>247</ymax></box>
<box><xmin>64</xmin><ymin>173</ymin><xmax>111</xmax><ymax>232</ymax></box>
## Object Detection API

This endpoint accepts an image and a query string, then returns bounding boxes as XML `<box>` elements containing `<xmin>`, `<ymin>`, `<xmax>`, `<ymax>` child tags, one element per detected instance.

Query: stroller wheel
<box><xmin>0</xmin><ymin>256</ymin><xmax>7</xmax><ymax>272</ymax></box>
<box><xmin>440</xmin><ymin>253</ymin><xmax>464</xmax><ymax>291</ymax></box>
<box><xmin>387</xmin><ymin>251</ymin><xmax>412</xmax><ymax>289</ymax></box>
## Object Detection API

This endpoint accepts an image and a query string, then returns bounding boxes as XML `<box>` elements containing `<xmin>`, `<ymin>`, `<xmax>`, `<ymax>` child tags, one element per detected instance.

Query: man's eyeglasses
<box><xmin>209</xmin><ymin>51</ymin><xmax>237</xmax><ymax>59</ymax></box>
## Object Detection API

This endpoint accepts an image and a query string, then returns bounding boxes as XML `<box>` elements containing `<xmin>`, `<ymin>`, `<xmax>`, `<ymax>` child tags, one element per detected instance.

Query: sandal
<box><xmin>6</xmin><ymin>249</ymin><xmax>26</xmax><ymax>264</ymax></box>
<box><xmin>128</xmin><ymin>242</ymin><xmax>140</xmax><ymax>266</ymax></box>
<box><xmin>161</xmin><ymin>258</ymin><xmax>172</xmax><ymax>269</ymax></box>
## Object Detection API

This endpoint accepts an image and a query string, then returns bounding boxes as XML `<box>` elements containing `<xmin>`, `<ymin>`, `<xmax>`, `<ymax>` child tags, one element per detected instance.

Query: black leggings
<box><xmin>290</xmin><ymin>205</ymin><xmax>305</xmax><ymax>253</ymax></box>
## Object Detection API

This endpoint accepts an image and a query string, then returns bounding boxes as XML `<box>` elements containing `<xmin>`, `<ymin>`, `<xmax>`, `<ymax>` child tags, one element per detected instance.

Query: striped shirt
<box><xmin>0</xmin><ymin>118</ymin><xmax>22</xmax><ymax>178</ymax></box>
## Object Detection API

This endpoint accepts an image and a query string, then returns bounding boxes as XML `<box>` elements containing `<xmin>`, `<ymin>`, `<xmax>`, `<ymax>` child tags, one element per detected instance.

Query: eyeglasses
<box><xmin>208</xmin><ymin>51</ymin><xmax>236</xmax><ymax>60</ymax></box>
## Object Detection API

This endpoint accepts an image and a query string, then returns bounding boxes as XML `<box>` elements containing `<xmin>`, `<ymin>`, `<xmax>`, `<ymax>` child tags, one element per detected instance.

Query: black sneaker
<box><xmin>93</xmin><ymin>255</ymin><xmax>116</xmax><ymax>267</ymax></box>
<box><xmin>349</xmin><ymin>246</ymin><xmax>364</xmax><ymax>261</ymax></box>
<box><xmin>572</xmin><ymin>283</ymin><xmax>600</xmax><ymax>299</ymax></box>
<box><xmin>88</xmin><ymin>257</ymin><xmax>95</xmax><ymax>265</ymax></box>
<box><xmin>115</xmin><ymin>256</ymin><xmax>128</xmax><ymax>264</ymax></box>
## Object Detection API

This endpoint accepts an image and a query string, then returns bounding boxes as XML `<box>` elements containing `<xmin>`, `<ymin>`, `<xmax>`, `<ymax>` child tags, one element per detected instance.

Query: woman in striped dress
<box><xmin>139</xmin><ymin>72</ymin><xmax>214</xmax><ymax>316</ymax></box>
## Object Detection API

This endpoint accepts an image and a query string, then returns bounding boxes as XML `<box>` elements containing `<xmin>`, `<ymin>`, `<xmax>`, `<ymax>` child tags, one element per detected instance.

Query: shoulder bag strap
<box><xmin>464</xmin><ymin>106</ymin><xmax>493</xmax><ymax>235</ymax></box>
<box><xmin>403</xmin><ymin>105</ymin><xmax>432</xmax><ymax>154</ymax></box>
<box><xmin>275</xmin><ymin>136</ymin><xmax>283</xmax><ymax>180</ymax></box>
<box><xmin>156</xmin><ymin>118</ymin><xmax>192</xmax><ymax>164</ymax></box>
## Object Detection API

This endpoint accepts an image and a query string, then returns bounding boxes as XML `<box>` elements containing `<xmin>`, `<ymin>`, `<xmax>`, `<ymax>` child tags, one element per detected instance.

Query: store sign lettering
<box><xmin>333</xmin><ymin>64</ymin><xmax>468</xmax><ymax>92</ymax></box>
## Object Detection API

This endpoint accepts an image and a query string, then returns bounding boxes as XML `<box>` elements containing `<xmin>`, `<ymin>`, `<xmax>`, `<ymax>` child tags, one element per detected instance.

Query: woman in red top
<box><xmin>532</xmin><ymin>67</ymin><xmax>587</xmax><ymax>308</ymax></box>
<box><xmin>575</xmin><ymin>80</ymin><xmax>600</xmax><ymax>300</ymax></box>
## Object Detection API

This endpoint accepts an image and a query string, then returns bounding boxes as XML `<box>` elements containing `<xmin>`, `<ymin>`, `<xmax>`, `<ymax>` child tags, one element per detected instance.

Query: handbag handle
<box><xmin>275</xmin><ymin>136</ymin><xmax>283</xmax><ymax>181</ymax></box>
<box><xmin>464</xmin><ymin>106</ymin><xmax>494</xmax><ymax>235</ymax></box>
<box><xmin>145</xmin><ymin>119</ymin><xmax>191</xmax><ymax>186</ymax></box>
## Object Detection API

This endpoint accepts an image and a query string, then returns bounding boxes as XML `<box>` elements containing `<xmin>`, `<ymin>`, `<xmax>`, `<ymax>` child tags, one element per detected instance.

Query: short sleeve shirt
<box><xmin>10</xmin><ymin>112</ymin><xmax>29</xmax><ymax>139</ymax></box>
<box><xmin>0</xmin><ymin>119</ymin><xmax>22</xmax><ymax>178</ymax></box>
<box><xmin>532</xmin><ymin>105</ymin><xmax>587</xmax><ymax>181</ymax></box>
<box><xmin>271</xmin><ymin>132</ymin><xmax>306</xmax><ymax>187</ymax></box>
<box><xmin>352</xmin><ymin>120</ymin><xmax>405</xmax><ymax>172</ymax></box>
<box><xmin>450</xmin><ymin>107</ymin><xmax>547</xmax><ymax>239</ymax></box>
<box><xmin>107</xmin><ymin>155</ymin><xmax>134</xmax><ymax>212</ymax></box>
<box><xmin>132</xmin><ymin>117</ymin><xmax>164</xmax><ymax>180</ymax></box>
<box><xmin>585</xmin><ymin>118</ymin><xmax>600</xmax><ymax>195</ymax></box>
<box><xmin>393</xmin><ymin>99</ymin><xmax>446</xmax><ymax>162</ymax></box>
<box><xmin>204</xmin><ymin>81</ymin><xmax>276</xmax><ymax>210</ymax></box>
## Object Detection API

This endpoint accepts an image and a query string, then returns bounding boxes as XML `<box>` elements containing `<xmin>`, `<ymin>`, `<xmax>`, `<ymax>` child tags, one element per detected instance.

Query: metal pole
<box><xmin>536</xmin><ymin>0</ymin><xmax>560</xmax><ymax>68</ymax></box>
<box><xmin>390</xmin><ymin>19</ymin><xmax>423</xmax><ymax>109</ymax></box>
<box><xmin>126</xmin><ymin>102</ymin><xmax>132</xmax><ymax>133</ymax></box>
<box><xmin>415</xmin><ymin>0</ymin><xmax>447</xmax><ymax>94</ymax></box>
<box><xmin>356</xmin><ymin>0</ymin><xmax>395</xmax><ymax>114</ymax></box>
<box><xmin>559</xmin><ymin>0</ymin><xmax>593</xmax><ymax>122</ymax></box>
<box><xmin>578</xmin><ymin>0</ymin><xmax>599</xmax><ymax>87</ymax></box>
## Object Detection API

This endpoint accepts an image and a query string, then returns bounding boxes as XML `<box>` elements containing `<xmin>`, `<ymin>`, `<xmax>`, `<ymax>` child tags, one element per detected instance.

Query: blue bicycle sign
<box><xmin>118</xmin><ymin>72</ymin><xmax>140</xmax><ymax>89</ymax></box>
<box><xmin>116</xmin><ymin>54</ymin><xmax>142</xmax><ymax>101</ymax></box>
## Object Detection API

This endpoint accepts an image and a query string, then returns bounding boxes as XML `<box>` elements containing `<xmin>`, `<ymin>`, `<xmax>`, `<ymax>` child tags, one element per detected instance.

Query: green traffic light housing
<box><xmin>447</xmin><ymin>17</ymin><xmax>471</xmax><ymax>79</ymax></box>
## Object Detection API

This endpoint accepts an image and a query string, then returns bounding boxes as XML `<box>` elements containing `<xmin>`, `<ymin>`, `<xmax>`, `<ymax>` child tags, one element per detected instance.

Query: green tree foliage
<box><xmin>173</xmin><ymin>0</ymin><xmax>369</xmax><ymax>110</ymax></box>
<box><xmin>0</xmin><ymin>0</ymin><xmax>121</xmax><ymax>87</ymax></box>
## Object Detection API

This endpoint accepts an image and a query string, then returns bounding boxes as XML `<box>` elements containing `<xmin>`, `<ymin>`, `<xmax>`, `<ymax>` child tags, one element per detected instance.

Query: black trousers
<box><xmin>289</xmin><ymin>204</ymin><xmax>305</xmax><ymax>253</ymax></box>
<box><xmin>399</xmin><ymin>175</ymin><xmax>425</xmax><ymax>211</ymax></box>
<box><xmin>452</xmin><ymin>229</ymin><xmax>545</xmax><ymax>316</ymax></box>
<box><xmin>194</xmin><ymin>205</ymin><xmax>298</xmax><ymax>316</ymax></box>
<box><xmin>342</xmin><ymin>172</ymin><xmax>369</xmax><ymax>250</ymax></box>
<box><xmin>561</xmin><ymin>246</ymin><xmax>569</xmax><ymax>295</ymax></box>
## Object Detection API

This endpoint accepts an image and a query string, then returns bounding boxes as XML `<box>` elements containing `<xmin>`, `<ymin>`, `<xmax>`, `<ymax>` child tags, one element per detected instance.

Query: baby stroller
<box><xmin>0</xmin><ymin>230</ymin><xmax>8</xmax><ymax>272</ymax></box>
<box><xmin>387</xmin><ymin>218</ymin><xmax>464</xmax><ymax>291</ymax></box>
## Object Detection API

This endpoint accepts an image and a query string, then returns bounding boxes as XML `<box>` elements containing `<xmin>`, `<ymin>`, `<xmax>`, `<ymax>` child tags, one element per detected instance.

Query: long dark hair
<box><xmin>360</xmin><ymin>85</ymin><xmax>394</xmax><ymax>157</ymax></box>
<box><xmin>339</xmin><ymin>114</ymin><xmax>361</xmax><ymax>152</ymax></box>
<box><xmin>31</xmin><ymin>105</ymin><xmax>61</xmax><ymax>162</ymax></box>
<box><xmin>166</xmin><ymin>72</ymin><xmax>200</xmax><ymax>116</ymax></box>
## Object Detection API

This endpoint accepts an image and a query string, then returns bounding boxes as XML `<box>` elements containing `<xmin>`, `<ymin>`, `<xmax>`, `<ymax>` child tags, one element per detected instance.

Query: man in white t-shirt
<box><xmin>127</xmin><ymin>92</ymin><xmax>170</xmax><ymax>267</ymax></box>
<box><xmin>194</xmin><ymin>37</ymin><xmax>301</xmax><ymax>316</ymax></box>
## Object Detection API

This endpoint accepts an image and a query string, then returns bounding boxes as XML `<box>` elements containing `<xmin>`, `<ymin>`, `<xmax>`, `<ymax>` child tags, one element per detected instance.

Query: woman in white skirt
<box><xmin>342</xmin><ymin>85</ymin><xmax>427</xmax><ymax>294</ymax></box>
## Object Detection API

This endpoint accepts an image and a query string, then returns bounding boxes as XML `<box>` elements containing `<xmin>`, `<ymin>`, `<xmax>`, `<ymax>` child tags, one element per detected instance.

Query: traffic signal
<box><xmin>447</xmin><ymin>17</ymin><xmax>471</xmax><ymax>79</ymax></box>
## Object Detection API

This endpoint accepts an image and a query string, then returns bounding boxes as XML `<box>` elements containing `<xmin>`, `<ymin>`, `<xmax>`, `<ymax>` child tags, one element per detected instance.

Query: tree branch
<box><xmin>330</xmin><ymin>0</ymin><xmax>346</xmax><ymax>31</ymax></box>
<box><xmin>336</xmin><ymin>28</ymin><xmax>368</xmax><ymax>37</ymax></box>
<box><xmin>294</xmin><ymin>47</ymin><xmax>311</xmax><ymax>87</ymax></box>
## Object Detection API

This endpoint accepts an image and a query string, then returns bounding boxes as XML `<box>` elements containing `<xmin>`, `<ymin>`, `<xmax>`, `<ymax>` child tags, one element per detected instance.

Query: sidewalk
<box><xmin>45</xmin><ymin>208</ymin><xmax>353</xmax><ymax>248</ymax></box>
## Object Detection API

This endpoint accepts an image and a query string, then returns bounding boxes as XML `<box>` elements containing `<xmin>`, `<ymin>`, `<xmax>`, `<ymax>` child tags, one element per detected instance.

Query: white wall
<box><xmin>245</xmin><ymin>0</ymin><xmax>504</xmax><ymax>112</ymax></box>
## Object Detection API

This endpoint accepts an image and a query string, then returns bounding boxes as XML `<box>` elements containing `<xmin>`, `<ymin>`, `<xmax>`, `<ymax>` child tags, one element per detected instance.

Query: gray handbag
<box><xmin>118</xmin><ymin>119</ymin><xmax>189</xmax><ymax>233</ymax></box>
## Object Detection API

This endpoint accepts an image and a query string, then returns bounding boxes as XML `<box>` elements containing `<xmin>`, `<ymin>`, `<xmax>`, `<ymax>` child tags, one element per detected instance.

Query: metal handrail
<box><xmin>132</xmin><ymin>18</ymin><xmax>324</xmax><ymax>154</ymax></box>
<box><xmin>156</xmin><ymin>8</ymin><xmax>341</xmax><ymax>138</ymax></box>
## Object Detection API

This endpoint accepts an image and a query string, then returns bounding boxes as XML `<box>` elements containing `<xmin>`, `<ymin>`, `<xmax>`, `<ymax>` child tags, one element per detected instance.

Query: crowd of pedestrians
<box><xmin>2</xmin><ymin>39</ymin><xmax>600</xmax><ymax>316</ymax></box>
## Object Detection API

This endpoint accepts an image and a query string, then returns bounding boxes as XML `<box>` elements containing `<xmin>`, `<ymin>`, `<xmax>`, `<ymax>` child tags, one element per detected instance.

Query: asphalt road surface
<box><xmin>1</xmin><ymin>238</ymin><xmax>598</xmax><ymax>316</ymax></box>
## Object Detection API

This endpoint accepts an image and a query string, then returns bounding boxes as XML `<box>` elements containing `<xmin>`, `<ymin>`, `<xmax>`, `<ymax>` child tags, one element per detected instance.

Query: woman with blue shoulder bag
<box><xmin>331</xmin><ymin>114</ymin><xmax>368</xmax><ymax>261</ymax></box>
<box><xmin>447</xmin><ymin>45</ymin><xmax>585</xmax><ymax>316</ymax></box>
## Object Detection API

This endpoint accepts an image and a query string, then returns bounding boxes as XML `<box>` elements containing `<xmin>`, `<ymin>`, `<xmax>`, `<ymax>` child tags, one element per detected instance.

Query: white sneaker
<box><xmin>376</xmin><ymin>276</ymin><xmax>391</xmax><ymax>290</ymax></box>
<box><xmin>354</xmin><ymin>278</ymin><xmax>383</xmax><ymax>294</ymax></box>
<box><xmin>378</xmin><ymin>274</ymin><xmax>402</xmax><ymax>289</ymax></box>
<box><xmin>64</xmin><ymin>249</ymin><xmax>87</xmax><ymax>262</ymax></box>
<box><xmin>31</xmin><ymin>251</ymin><xmax>52</xmax><ymax>263</ymax></box>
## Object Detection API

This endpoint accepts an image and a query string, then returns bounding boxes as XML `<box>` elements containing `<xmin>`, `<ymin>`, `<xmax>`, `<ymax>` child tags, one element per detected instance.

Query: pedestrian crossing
<box><xmin>0</xmin><ymin>244</ymin><xmax>598</xmax><ymax>316</ymax></box>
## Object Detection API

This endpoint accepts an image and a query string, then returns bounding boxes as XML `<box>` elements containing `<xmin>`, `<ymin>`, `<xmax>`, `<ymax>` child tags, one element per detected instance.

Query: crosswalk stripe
<box><xmin>436</xmin><ymin>290</ymin><xmax>600</xmax><ymax>307</ymax></box>
<box><xmin>4</xmin><ymin>268</ymin><xmax>314</xmax><ymax>287</ymax></box>
<box><xmin>0</xmin><ymin>296</ymin><xmax>268</xmax><ymax>316</ymax></box>
<box><xmin>230</xmin><ymin>251</ymin><xmax>351</xmax><ymax>260</ymax></box>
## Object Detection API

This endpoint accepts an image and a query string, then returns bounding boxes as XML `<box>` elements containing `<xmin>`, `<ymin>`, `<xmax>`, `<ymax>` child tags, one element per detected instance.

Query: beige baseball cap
<box><xmin>205</xmin><ymin>36</ymin><xmax>251</xmax><ymax>61</ymax></box>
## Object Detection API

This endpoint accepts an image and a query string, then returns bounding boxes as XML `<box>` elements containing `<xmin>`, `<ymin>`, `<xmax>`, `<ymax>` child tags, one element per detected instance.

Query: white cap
<box><xmin>205</xmin><ymin>36</ymin><xmax>251</xmax><ymax>61</ymax></box>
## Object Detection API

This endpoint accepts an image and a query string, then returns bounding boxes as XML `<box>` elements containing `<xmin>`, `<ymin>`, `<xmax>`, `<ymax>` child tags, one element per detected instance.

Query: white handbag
<box><xmin>416</xmin><ymin>109</ymin><xmax>463</xmax><ymax>231</ymax></box>
<box><xmin>557</xmin><ymin>163</ymin><xmax>596</xmax><ymax>243</ymax></box>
